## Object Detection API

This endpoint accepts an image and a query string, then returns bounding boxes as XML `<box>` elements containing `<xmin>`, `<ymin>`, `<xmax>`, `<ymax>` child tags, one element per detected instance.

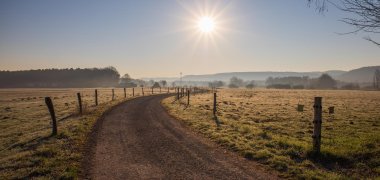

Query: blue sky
<box><xmin>0</xmin><ymin>0</ymin><xmax>379</xmax><ymax>78</ymax></box>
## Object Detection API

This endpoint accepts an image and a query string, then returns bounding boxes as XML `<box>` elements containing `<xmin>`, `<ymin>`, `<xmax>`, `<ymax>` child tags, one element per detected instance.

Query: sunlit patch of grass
<box><xmin>163</xmin><ymin>88</ymin><xmax>380</xmax><ymax>179</ymax></box>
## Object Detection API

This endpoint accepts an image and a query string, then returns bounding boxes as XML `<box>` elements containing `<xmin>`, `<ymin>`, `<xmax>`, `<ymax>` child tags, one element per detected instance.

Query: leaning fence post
<box><xmin>77</xmin><ymin>93</ymin><xmax>83</xmax><ymax>114</ymax></box>
<box><xmin>124</xmin><ymin>88</ymin><xmax>126</xmax><ymax>98</ymax></box>
<box><xmin>45</xmin><ymin>97</ymin><xmax>57</xmax><ymax>136</ymax></box>
<box><xmin>312</xmin><ymin>97</ymin><xmax>322</xmax><ymax>154</ymax></box>
<box><xmin>95</xmin><ymin>89</ymin><xmax>98</xmax><ymax>106</ymax></box>
<box><xmin>132</xmin><ymin>88</ymin><xmax>135</xmax><ymax>97</ymax></box>
<box><xmin>213</xmin><ymin>92</ymin><xmax>217</xmax><ymax>116</ymax></box>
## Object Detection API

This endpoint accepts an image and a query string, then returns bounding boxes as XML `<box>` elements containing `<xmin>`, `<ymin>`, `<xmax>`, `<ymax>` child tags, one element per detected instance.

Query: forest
<box><xmin>0</xmin><ymin>67</ymin><xmax>120</xmax><ymax>88</ymax></box>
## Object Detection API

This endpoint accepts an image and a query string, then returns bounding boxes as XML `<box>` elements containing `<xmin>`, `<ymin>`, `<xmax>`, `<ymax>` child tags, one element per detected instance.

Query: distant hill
<box><xmin>336</xmin><ymin>66</ymin><xmax>380</xmax><ymax>83</ymax></box>
<box><xmin>145</xmin><ymin>66</ymin><xmax>380</xmax><ymax>84</ymax></box>
<box><xmin>141</xmin><ymin>77</ymin><xmax>178</xmax><ymax>82</ymax></box>
<box><xmin>179</xmin><ymin>71</ymin><xmax>346</xmax><ymax>82</ymax></box>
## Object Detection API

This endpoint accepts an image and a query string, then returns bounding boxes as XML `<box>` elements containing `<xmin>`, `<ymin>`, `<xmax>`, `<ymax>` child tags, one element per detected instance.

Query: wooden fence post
<box><xmin>124</xmin><ymin>88</ymin><xmax>126</xmax><ymax>98</ymax></box>
<box><xmin>177</xmin><ymin>88</ymin><xmax>180</xmax><ymax>100</ymax></box>
<box><xmin>187</xmin><ymin>90</ymin><xmax>190</xmax><ymax>106</ymax></box>
<box><xmin>77</xmin><ymin>93</ymin><xmax>83</xmax><ymax>114</ymax></box>
<box><xmin>213</xmin><ymin>92</ymin><xmax>217</xmax><ymax>116</ymax></box>
<box><xmin>112</xmin><ymin>89</ymin><xmax>115</xmax><ymax>101</ymax></box>
<box><xmin>160</xmin><ymin>87</ymin><xmax>161</xmax><ymax>93</ymax></box>
<box><xmin>152</xmin><ymin>87</ymin><xmax>154</xmax><ymax>94</ymax></box>
<box><xmin>297</xmin><ymin>104</ymin><xmax>304</xmax><ymax>112</ymax></box>
<box><xmin>168</xmin><ymin>87</ymin><xmax>169</xmax><ymax>93</ymax></box>
<box><xmin>45</xmin><ymin>97</ymin><xmax>57</xmax><ymax>136</ymax></box>
<box><xmin>142</xmin><ymin>87</ymin><xmax>144</xmax><ymax>96</ymax></box>
<box><xmin>213</xmin><ymin>92</ymin><xmax>221</xmax><ymax>127</ymax></box>
<box><xmin>95</xmin><ymin>89</ymin><xmax>98</xmax><ymax>106</ymax></box>
<box><xmin>313</xmin><ymin>97</ymin><xmax>322</xmax><ymax>154</ymax></box>
<box><xmin>328</xmin><ymin>106</ymin><xmax>335</xmax><ymax>114</ymax></box>
<box><xmin>132</xmin><ymin>88</ymin><xmax>135</xmax><ymax>97</ymax></box>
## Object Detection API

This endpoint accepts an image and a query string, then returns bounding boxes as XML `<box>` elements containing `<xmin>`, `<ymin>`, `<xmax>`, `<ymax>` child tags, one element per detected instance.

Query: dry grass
<box><xmin>0</xmin><ymin>87</ymin><xmax>168</xmax><ymax>179</ymax></box>
<box><xmin>163</xmin><ymin>88</ymin><xmax>380</xmax><ymax>179</ymax></box>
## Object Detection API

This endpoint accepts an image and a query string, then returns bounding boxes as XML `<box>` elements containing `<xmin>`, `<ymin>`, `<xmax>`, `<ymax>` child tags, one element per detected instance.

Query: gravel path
<box><xmin>83</xmin><ymin>94</ymin><xmax>278</xmax><ymax>179</ymax></box>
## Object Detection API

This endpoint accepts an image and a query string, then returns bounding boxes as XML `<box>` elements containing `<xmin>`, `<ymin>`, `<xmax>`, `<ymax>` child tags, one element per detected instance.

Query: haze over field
<box><xmin>1</xmin><ymin>1</ymin><xmax>380</xmax><ymax>179</ymax></box>
<box><xmin>1</xmin><ymin>0</ymin><xmax>379</xmax><ymax>78</ymax></box>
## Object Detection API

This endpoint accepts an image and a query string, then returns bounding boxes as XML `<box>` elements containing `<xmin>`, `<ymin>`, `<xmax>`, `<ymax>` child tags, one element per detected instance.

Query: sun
<box><xmin>197</xmin><ymin>16</ymin><xmax>215</xmax><ymax>33</ymax></box>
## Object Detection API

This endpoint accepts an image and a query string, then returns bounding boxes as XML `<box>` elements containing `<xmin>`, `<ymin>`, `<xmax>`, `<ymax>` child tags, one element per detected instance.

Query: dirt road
<box><xmin>83</xmin><ymin>94</ymin><xmax>278</xmax><ymax>179</ymax></box>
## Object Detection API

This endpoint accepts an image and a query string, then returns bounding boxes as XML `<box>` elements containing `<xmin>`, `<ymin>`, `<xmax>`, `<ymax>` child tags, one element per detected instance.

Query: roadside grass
<box><xmin>0</xmin><ymin>88</ymin><xmax>162</xmax><ymax>179</ymax></box>
<box><xmin>162</xmin><ymin>88</ymin><xmax>380</xmax><ymax>179</ymax></box>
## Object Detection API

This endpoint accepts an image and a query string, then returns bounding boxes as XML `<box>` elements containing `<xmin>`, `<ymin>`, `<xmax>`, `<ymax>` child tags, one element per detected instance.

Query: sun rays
<box><xmin>170</xmin><ymin>0</ymin><xmax>235</xmax><ymax>55</ymax></box>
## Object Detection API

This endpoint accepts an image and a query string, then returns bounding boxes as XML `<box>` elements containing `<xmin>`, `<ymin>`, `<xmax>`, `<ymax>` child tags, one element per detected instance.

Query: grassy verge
<box><xmin>0</xmin><ymin>88</ymin><xmax>169</xmax><ymax>179</ymax></box>
<box><xmin>0</xmin><ymin>98</ymin><xmax>127</xmax><ymax>179</ymax></box>
<box><xmin>162</xmin><ymin>89</ymin><xmax>380</xmax><ymax>179</ymax></box>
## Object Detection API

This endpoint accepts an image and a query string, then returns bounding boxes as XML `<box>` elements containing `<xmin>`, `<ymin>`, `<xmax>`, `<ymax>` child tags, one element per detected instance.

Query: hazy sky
<box><xmin>0</xmin><ymin>0</ymin><xmax>379</xmax><ymax>78</ymax></box>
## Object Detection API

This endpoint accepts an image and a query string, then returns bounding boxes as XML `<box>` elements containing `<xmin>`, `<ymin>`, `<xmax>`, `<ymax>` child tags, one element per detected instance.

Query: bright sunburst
<box><xmin>172</xmin><ymin>0</ymin><xmax>234</xmax><ymax>54</ymax></box>
<box><xmin>197</xmin><ymin>16</ymin><xmax>215</xmax><ymax>33</ymax></box>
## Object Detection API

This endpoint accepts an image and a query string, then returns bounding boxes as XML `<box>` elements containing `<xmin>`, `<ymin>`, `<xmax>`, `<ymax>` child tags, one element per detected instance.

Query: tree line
<box><xmin>119</xmin><ymin>74</ymin><xmax>169</xmax><ymax>88</ymax></box>
<box><xmin>266</xmin><ymin>74</ymin><xmax>339</xmax><ymax>89</ymax></box>
<box><xmin>208</xmin><ymin>73</ymin><xmax>378</xmax><ymax>90</ymax></box>
<box><xmin>0</xmin><ymin>67</ymin><xmax>120</xmax><ymax>88</ymax></box>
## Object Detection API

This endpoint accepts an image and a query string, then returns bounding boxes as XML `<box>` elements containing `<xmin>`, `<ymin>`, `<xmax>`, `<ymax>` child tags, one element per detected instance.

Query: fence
<box><xmin>0</xmin><ymin>87</ymin><xmax>179</xmax><ymax>154</ymax></box>
<box><xmin>171</xmin><ymin>88</ymin><xmax>342</xmax><ymax>154</ymax></box>
<box><xmin>43</xmin><ymin>87</ymin><xmax>174</xmax><ymax>136</ymax></box>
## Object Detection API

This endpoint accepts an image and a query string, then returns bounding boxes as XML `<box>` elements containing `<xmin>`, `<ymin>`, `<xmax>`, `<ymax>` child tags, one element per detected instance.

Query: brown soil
<box><xmin>82</xmin><ymin>94</ymin><xmax>279</xmax><ymax>179</ymax></box>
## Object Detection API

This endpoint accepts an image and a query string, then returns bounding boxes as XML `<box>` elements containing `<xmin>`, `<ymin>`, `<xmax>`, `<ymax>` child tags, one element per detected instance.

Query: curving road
<box><xmin>83</xmin><ymin>94</ymin><xmax>278</xmax><ymax>179</ymax></box>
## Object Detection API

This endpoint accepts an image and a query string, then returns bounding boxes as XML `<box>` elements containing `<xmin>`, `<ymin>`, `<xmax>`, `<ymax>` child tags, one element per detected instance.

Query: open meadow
<box><xmin>163</xmin><ymin>88</ymin><xmax>380</xmax><ymax>179</ymax></box>
<box><xmin>0</xmin><ymin>87</ymin><xmax>167</xmax><ymax>179</ymax></box>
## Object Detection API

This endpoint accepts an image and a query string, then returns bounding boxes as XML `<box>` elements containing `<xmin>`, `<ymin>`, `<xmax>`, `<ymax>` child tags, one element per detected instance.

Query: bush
<box><xmin>152</xmin><ymin>82</ymin><xmax>161</xmax><ymax>88</ymax></box>
<box><xmin>228</xmin><ymin>84</ymin><xmax>239</xmax><ymax>88</ymax></box>
<box><xmin>340</xmin><ymin>83</ymin><xmax>360</xmax><ymax>90</ymax></box>
<box><xmin>266</xmin><ymin>84</ymin><xmax>291</xmax><ymax>89</ymax></box>
<box><xmin>246</xmin><ymin>83</ymin><xmax>255</xmax><ymax>89</ymax></box>
<box><xmin>292</xmin><ymin>85</ymin><xmax>304</xmax><ymax>89</ymax></box>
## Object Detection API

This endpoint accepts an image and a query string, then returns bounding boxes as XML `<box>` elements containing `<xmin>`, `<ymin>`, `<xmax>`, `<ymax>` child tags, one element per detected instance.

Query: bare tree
<box><xmin>308</xmin><ymin>0</ymin><xmax>380</xmax><ymax>46</ymax></box>
<box><xmin>208</xmin><ymin>81</ymin><xmax>225</xmax><ymax>88</ymax></box>
<box><xmin>228</xmin><ymin>76</ymin><xmax>244</xmax><ymax>88</ymax></box>
<box><xmin>313</xmin><ymin>74</ymin><xmax>337</xmax><ymax>89</ymax></box>
<box><xmin>160</xmin><ymin>80</ymin><xmax>167</xmax><ymax>87</ymax></box>
<box><xmin>308</xmin><ymin>0</ymin><xmax>329</xmax><ymax>12</ymax></box>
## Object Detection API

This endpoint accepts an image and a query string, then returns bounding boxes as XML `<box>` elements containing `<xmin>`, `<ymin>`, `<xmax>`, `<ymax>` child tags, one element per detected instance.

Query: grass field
<box><xmin>0</xmin><ymin>87</ymin><xmax>167</xmax><ymax>179</ymax></box>
<box><xmin>163</xmin><ymin>88</ymin><xmax>380</xmax><ymax>179</ymax></box>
